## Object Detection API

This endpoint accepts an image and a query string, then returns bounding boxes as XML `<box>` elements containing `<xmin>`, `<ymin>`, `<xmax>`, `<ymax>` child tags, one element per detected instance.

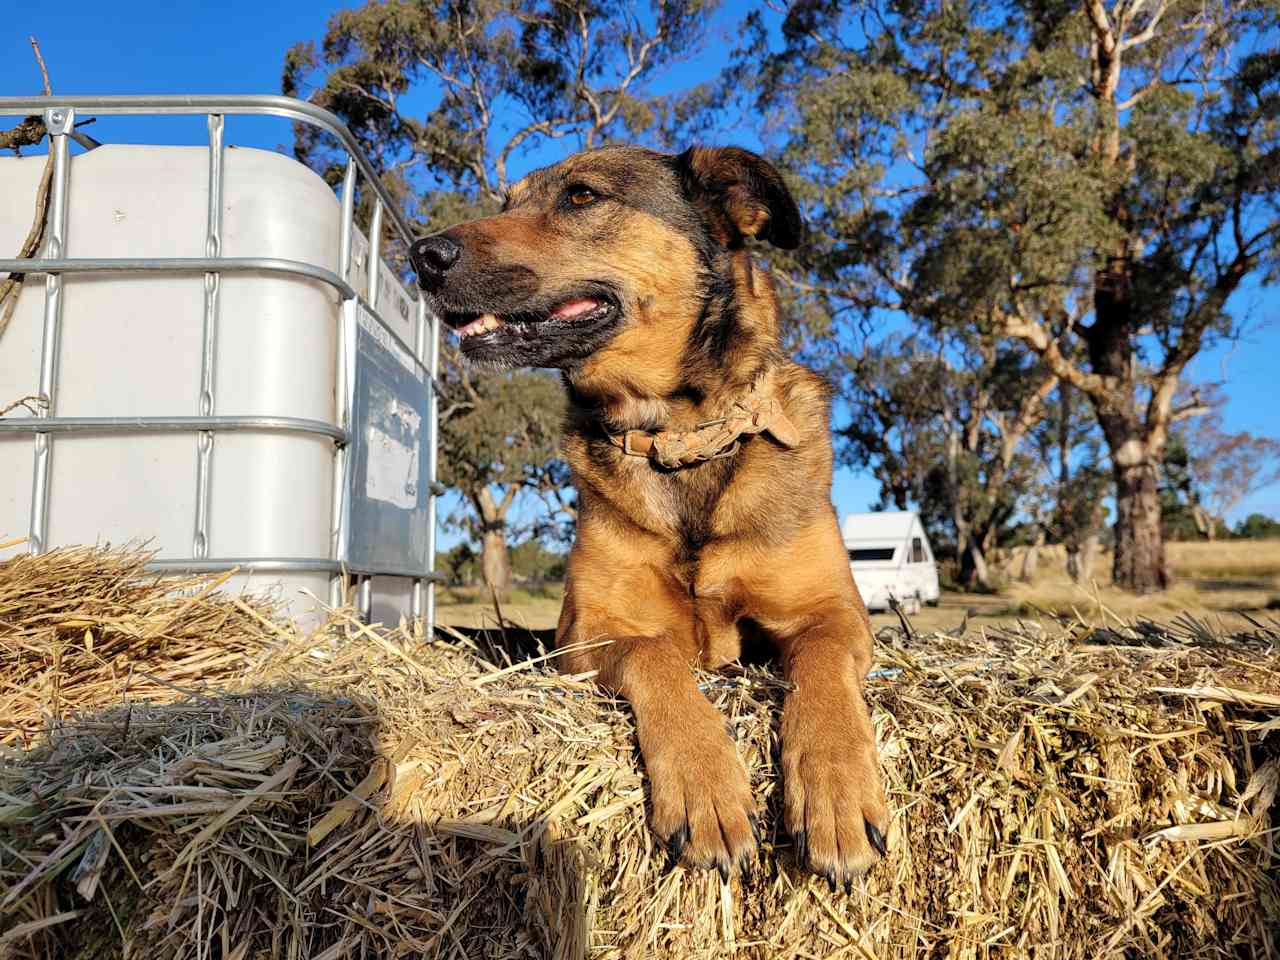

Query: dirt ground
<box><xmin>435</xmin><ymin>585</ymin><xmax>999</xmax><ymax>634</ymax></box>
<box><xmin>435</xmin><ymin>539</ymin><xmax>1280</xmax><ymax>636</ymax></box>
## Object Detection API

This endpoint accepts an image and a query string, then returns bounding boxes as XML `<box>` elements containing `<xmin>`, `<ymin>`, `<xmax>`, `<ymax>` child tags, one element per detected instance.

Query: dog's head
<box><xmin>409</xmin><ymin>146</ymin><xmax>801</xmax><ymax>372</ymax></box>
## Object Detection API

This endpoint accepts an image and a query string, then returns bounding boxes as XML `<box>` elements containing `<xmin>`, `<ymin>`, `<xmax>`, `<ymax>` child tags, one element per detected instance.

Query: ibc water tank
<box><xmin>0</xmin><ymin>135</ymin><xmax>436</xmax><ymax>626</ymax></box>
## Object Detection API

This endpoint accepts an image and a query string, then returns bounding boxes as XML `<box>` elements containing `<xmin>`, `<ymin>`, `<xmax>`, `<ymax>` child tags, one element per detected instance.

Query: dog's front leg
<box><xmin>570</xmin><ymin>633</ymin><xmax>758</xmax><ymax>878</ymax></box>
<box><xmin>775</xmin><ymin>608</ymin><xmax>889</xmax><ymax>890</ymax></box>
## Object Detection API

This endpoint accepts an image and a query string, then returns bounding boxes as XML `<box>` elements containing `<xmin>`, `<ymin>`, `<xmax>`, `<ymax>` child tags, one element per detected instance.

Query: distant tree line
<box><xmin>284</xmin><ymin>0</ymin><xmax>1280</xmax><ymax>597</ymax></box>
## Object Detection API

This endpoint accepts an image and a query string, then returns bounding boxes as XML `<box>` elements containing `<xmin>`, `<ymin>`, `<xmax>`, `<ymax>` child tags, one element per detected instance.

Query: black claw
<box><xmin>825</xmin><ymin>869</ymin><xmax>837</xmax><ymax>893</ymax></box>
<box><xmin>740</xmin><ymin>857</ymin><xmax>753</xmax><ymax>883</ymax></box>
<box><xmin>793</xmin><ymin>829</ymin><xmax>807</xmax><ymax>867</ymax></box>
<box><xmin>664</xmin><ymin>824</ymin><xmax>690</xmax><ymax>873</ymax></box>
<box><xmin>718</xmin><ymin>861</ymin><xmax>730</xmax><ymax>885</ymax></box>
<box><xmin>843</xmin><ymin>876</ymin><xmax>853</xmax><ymax>896</ymax></box>
<box><xmin>866</xmin><ymin>822</ymin><xmax>887</xmax><ymax>858</ymax></box>
<box><xmin>748</xmin><ymin>814</ymin><xmax>763</xmax><ymax>847</ymax></box>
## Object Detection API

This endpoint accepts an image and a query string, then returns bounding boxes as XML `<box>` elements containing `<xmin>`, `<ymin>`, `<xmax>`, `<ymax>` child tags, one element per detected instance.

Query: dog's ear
<box><xmin>674</xmin><ymin>146</ymin><xmax>803</xmax><ymax>250</ymax></box>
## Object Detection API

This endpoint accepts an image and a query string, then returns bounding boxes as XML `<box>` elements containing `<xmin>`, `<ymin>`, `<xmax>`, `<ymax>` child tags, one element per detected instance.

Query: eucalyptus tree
<box><xmin>841</xmin><ymin>330</ymin><xmax>1056</xmax><ymax>590</ymax></box>
<box><xmin>748</xmin><ymin>0</ymin><xmax>1280</xmax><ymax>592</ymax></box>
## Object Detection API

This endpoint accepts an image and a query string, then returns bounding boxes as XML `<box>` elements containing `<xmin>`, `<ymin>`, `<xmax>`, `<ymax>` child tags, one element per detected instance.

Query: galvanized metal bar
<box><xmin>329</xmin><ymin>296</ymin><xmax>358</xmax><ymax>607</ymax></box>
<box><xmin>0</xmin><ymin>259</ymin><xmax>440</xmax><ymax>386</ymax></box>
<box><xmin>149</xmin><ymin>558</ymin><xmax>345</xmax><ymax>574</ymax></box>
<box><xmin>194</xmin><ymin>113</ymin><xmax>225</xmax><ymax>561</ymax></box>
<box><xmin>27</xmin><ymin>106</ymin><xmax>74</xmax><ymax>556</ymax></box>
<box><xmin>358</xmin><ymin>575</ymin><xmax>372</xmax><ymax>623</ymax></box>
<box><xmin>357</xmin><ymin>201</ymin><xmax>386</xmax><ymax>615</ymax></box>
<box><xmin>0</xmin><ymin>257</ymin><xmax>447</xmax><ymax>401</ymax></box>
<box><xmin>367</xmin><ymin>198</ymin><xmax>383</xmax><ymax>310</ymax></box>
<box><xmin>0</xmin><ymin>256</ymin><xmax>358</xmax><ymax>300</ymax></box>
<box><xmin>0</xmin><ymin>96</ymin><xmax>421</xmax><ymax>249</ymax></box>
<box><xmin>331</xmin><ymin>158</ymin><xmax>359</xmax><ymax>608</ymax></box>
<box><xmin>0</xmin><ymin>415</ymin><xmax>347</xmax><ymax>441</ymax></box>
<box><xmin>425</xmin><ymin>300</ymin><xmax>442</xmax><ymax>633</ymax></box>
<box><xmin>146</xmin><ymin>556</ymin><xmax>446</xmax><ymax>580</ymax></box>
<box><xmin>412</xmin><ymin>294</ymin><xmax>428</xmax><ymax>625</ymax></box>
<box><xmin>337</xmin><ymin>158</ymin><xmax>356</xmax><ymax>282</ymax></box>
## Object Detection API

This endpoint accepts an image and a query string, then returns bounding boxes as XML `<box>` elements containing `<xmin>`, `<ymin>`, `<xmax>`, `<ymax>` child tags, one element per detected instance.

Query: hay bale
<box><xmin>1</xmin><ymin>547</ymin><xmax>1278</xmax><ymax>958</ymax></box>
<box><xmin>0</xmin><ymin>544</ymin><xmax>282</xmax><ymax>748</ymax></box>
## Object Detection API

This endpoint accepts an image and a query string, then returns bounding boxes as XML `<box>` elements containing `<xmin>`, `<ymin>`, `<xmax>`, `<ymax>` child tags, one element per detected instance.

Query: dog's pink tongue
<box><xmin>549</xmin><ymin>297</ymin><xmax>600</xmax><ymax>321</ymax></box>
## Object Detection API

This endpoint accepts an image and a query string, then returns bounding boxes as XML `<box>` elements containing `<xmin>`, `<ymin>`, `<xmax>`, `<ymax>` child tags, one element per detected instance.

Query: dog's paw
<box><xmin>781</xmin><ymin>695</ymin><xmax>888</xmax><ymax>891</ymax></box>
<box><xmin>643</xmin><ymin>702</ymin><xmax>757</xmax><ymax>880</ymax></box>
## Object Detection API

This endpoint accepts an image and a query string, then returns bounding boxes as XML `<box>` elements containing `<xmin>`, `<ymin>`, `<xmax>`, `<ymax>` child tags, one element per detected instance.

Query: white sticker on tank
<box><xmin>365</xmin><ymin>397</ymin><xmax>421</xmax><ymax>509</ymax></box>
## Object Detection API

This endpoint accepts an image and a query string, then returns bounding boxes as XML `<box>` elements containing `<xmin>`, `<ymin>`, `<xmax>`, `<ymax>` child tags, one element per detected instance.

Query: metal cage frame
<box><xmin>0</xmin><ymin>94</ymin><xmax>443</xmax><ymax>630</ymax></box>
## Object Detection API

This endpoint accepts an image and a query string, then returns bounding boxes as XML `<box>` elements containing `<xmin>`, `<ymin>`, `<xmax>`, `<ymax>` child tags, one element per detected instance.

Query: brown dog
<box><xmin>410</xmin><ymin>146</ymin><xmax>888</xmax><ymax>889</ymax></box>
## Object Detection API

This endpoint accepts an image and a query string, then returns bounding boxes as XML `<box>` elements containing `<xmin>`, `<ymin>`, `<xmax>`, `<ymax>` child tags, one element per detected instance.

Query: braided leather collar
<box><xmin>606</xmin><ymin>383</ymin><xmax>800</xmax><ymax>469</ymax></box>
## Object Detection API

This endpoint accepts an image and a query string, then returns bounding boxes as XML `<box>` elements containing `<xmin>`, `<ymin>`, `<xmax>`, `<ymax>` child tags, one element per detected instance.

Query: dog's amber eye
<box><xmin>568</xmin><ymin>187</ymin><xmax>598</xmax><ymax>207</ymax></box>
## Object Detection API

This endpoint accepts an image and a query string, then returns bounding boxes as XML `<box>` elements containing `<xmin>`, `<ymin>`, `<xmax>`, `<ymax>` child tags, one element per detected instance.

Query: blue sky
<box><xmin>3</xmin><ymin>0</ymin><xmax>1278</xmax><ymax>550</ymax></box>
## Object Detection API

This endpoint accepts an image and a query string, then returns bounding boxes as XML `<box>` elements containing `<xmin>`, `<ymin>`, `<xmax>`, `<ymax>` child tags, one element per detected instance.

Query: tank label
<box><xmin>345</xmin><ymin>306</ymin><xmax>431</xmax><ymax>572</ymax></box>
<box><xmin>357</xmin><ymin>308</ymin><xmax>418</xmax><ymax>377</ymax></box>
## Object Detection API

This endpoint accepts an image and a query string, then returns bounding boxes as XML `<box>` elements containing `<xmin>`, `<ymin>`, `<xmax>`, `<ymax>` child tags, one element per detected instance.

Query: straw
<box><xmin>0</xmin><ymin>546</ymin><xmax>1277</xmax><ymax>959</ymax></box>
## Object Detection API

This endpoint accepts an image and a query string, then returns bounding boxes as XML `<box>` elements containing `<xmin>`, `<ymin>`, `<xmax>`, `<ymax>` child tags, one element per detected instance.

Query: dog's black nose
<box><xmin>410</xmin><ymin>234</ymin><xmax>461</xmax><ymax>285</ymax></box>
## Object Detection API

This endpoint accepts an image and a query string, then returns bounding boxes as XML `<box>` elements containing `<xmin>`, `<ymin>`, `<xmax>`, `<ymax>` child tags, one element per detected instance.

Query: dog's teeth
<box><xmin>455</xmin><ymin>314</ymin><xmax>503</xmax><ymax>338</ymax></box>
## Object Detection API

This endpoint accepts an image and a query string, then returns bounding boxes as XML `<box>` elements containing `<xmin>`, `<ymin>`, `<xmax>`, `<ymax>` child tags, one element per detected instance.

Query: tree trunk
<box><xmin>474</xmin><ymin>486</ymin><xmax>516</xmax><ymax>599</ymax></box>
<box><xmin>1192</xmin><ymin>504</ymin><xmax>1217</xmax><ymax>541</ymax></box>
<box><xmin>957</xmin><ymin>535</ymin><xmax>992</xmax><ymax>592</ymax></box>
<box><xmin>1112</xmin><ymin>458</ymin><xmax>1168</xmax><ymax>593</ymax></box>
<box><xmin>1080</xmin><ymin>534</ymin><xmax>1098</xmax><ymax>583</ymax></box>
<box><xmin>1067</xmin><ymin>533</ymin><xmax>1100</xmax><ymax>584</ymax></box>
<box><xmin>481</xmin><ymin>526</ymin><xmax>511</xmax><ymax>596</ymax></box>
<box><xmin>947</xmin><ymin>419</ymin><xmax>993</xmax><ymax>593</ymax></box>
<box><xmin>1019</xmin><ymin>528</ymin><xmax>1045</xmax><ymax>583</ymax></box>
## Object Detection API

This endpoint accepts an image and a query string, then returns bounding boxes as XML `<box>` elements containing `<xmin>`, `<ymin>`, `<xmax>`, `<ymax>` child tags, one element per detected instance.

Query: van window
<box><xmin>912</xmin><ymin>538</ymin><xmax>924</xmax><ymax>563</ymax></box>
<box><xmin>849</xmin><ymin>547</ymin><xmax>895</xmax><ymax>562</ymax></box>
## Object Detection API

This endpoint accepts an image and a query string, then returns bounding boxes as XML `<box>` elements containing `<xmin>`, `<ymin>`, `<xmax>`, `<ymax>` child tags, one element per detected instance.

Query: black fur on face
<box><xmin>409</xmin><ymin>145</ymin><xmax>801</xmax><ymax>372</ymax></box>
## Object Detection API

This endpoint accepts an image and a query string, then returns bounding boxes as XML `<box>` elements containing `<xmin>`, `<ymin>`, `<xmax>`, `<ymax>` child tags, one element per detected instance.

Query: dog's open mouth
<box><xmin>444</xmin><ymin>294</ymin><xmax>616</xmax><ymax>339</ymax></box>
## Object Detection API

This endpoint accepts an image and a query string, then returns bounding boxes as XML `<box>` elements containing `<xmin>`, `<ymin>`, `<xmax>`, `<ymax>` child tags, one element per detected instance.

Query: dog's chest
<box><xmin>601</xmin><ymin>439</ymin><xmax>793</xmax><ymax>566</ymax></box>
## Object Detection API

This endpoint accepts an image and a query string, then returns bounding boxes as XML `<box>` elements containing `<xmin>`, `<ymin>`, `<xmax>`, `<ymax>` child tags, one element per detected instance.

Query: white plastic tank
<box><xmin>0</xmin><ymin>142</ymin><xmax>428</xmax><ymax>624</ymax></box>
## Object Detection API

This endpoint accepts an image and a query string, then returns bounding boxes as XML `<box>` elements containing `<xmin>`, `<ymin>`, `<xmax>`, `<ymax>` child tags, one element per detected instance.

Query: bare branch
<box><xmin>496</xmin><ymin>116</ymin><xmax>572</xmax><ymax>188</ymax></box>
<box><xmin>1118</xmin><ymin>0</ymin><xmax>1169</xmax><ymax>52</ymax></box>
<box><xmin>998</xmin><ymin>371</ymin><xmax>1060</xmax><ymax>469</ymax></box>
<box><xmin>29</xmin><ymin>37</ymin><xmax>51</xmax><ymax>96</ymax></box>
<box><xmin>0</xmin><ymin>395</ymin><xmax>46</xmax><ymax>417</ymax></box>
<box><xmin>1169</xmin><ymin>402</ymin><xmax>1209</xmax><ymax>424</ymax></box>
<box><xmin>1116</xmin><ymin>77</ymin><xmax>1160</xmax><ymax>111</ymax></box>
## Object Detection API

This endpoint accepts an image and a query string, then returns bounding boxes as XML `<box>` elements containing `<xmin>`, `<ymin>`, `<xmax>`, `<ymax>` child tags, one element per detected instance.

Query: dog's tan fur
<box><xmin>417</xmin><ymin>146</ymin><xmax>889</xmax><ymax>885</ymax></box>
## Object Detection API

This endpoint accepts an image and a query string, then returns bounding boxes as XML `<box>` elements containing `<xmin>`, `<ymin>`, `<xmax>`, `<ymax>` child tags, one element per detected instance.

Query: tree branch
<box><xmin>1118</xmin><ymin>0</ymin><xmax>1169</xmax><ymax>52</ymax></box>
<box><xmin>998</xmin><ymin>371</ymin><xmax>1059</xmax><ymax>469</ymax></box>
<box><xmin>994</xmin><ymin>300</ymin><xmax>1108</xmax><ymax>397</ymax></box>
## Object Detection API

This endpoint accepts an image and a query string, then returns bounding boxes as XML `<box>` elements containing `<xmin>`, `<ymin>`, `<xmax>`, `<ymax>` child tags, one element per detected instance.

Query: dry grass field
<box><xmin>1003</xmin><ymin>539</ymin><xmax>1280</xmax><ymax>625</ymax></box>
<box><xmin>436</xmin><ymin>539</ymin><xmax>1280</xmax><ymax>635</ymax></box>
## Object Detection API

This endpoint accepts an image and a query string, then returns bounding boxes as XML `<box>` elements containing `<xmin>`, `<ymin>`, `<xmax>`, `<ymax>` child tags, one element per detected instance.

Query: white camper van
<box><xmin>841</xmin><ymin>512</ymin><xmax>940</xmax><ymax>614</ymax></box>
